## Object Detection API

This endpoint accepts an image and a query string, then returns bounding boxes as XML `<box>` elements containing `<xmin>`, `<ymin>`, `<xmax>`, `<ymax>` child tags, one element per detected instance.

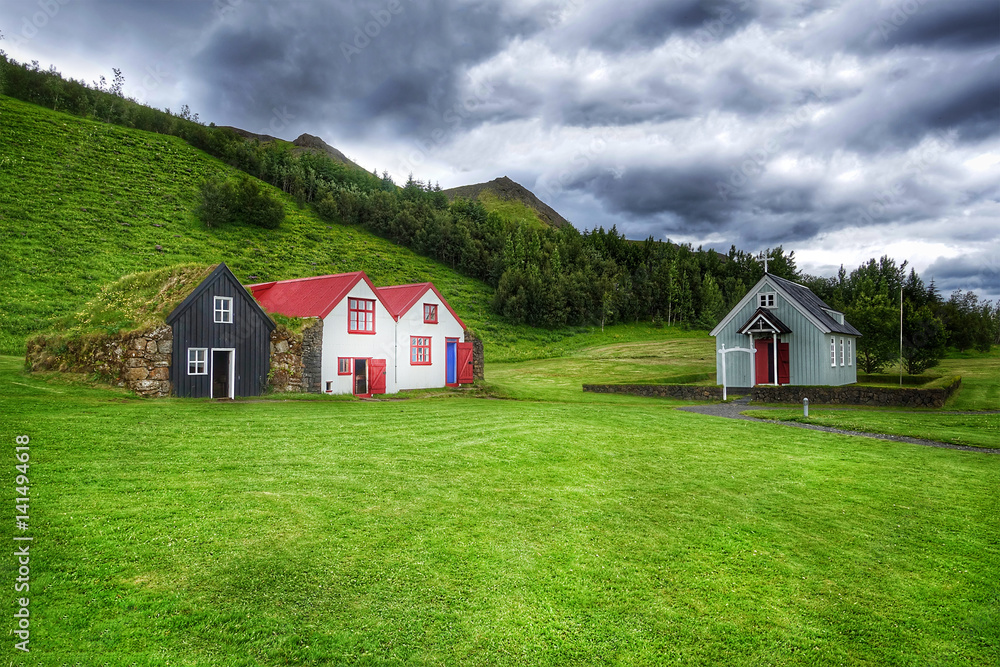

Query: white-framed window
<box><xmin>214</xmin><ymin>296</ymin><xmax>233</xmax><ymax>324</ymax></box>
<box><xmin>847</xmin><ymin>339</ymin><xmax>853</xmax><ymax>366</ymax></box>
<box><xmin>839</xmin><ymin>338</ymin><xmax>845</xmax><ymax>366</ymax></box>
<box><xmin>830</xmin><ymin>337</ymin><xmax>836</xmax><ymax>367</ymax></box>
<box><xmin>759</xmin><ymin>292</ymin><xmax>776</xmax><ymax>308</ymax></box>
<box><xmin>325</xmin><ymin>381</ymin><xmax>333</xmax><ymax>393</ymax></box>
<box><xmin>188</xmin><ymin>348</ymin><xmax>207</xmax><ymax>375</ymax></box>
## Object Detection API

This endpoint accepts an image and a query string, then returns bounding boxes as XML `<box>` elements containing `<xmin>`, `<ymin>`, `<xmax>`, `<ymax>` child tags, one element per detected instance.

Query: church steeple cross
<box><xmin>758</xmin><ymin>249</ymin><xmax>770</xmax><ymax>274</ymax></box>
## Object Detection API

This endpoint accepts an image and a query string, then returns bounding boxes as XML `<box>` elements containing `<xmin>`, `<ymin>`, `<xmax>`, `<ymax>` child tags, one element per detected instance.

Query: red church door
<box><xmin>754</xmin><ymin>339</ymin><xmax>790</xmax><ymax>385</ymax></box>
<box><xmin>754</xmin><ymin>339</ymin><xmax>771</xmax><ymax>385</ymax></box>
<box><xmin>369</xmin><ymin>358</ymin><xmax>387</xmax><ymax>394</ymax></box>
<box><xmin>777</xmin><ymin>343</ymin><xmax>790</xmax><ymax>385</ymax></box>
<box><xmin>456</xmin><ymin>343</ymin><xmax>474</xmax><ymax>384</ymax></box>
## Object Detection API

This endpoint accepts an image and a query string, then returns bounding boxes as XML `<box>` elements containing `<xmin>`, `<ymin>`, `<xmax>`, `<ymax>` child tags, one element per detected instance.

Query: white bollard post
<box><xmin>803</xmin><ymin>397</ymin><xmax>809</xmax><ymax>418</ymax></box>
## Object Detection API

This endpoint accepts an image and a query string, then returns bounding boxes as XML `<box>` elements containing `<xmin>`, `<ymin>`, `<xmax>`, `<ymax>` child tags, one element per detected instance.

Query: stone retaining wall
<box><xmin>268</xmin><ymin>327</ymin><xmax>304</xmax><ymax>393</ymax></box>
<box><xmin>751</xmin><ymin>380</ymin><xmax>961</xmax><ymax>408</ymax></box>
<box><xmin>25</xmin><ymin>326</ymin><xmax>173</xmax><ymax>397</ymax></box>
<box><xmin>464</xmin><ymin>328</ymin><xmax>485</xmax><ymax>381</ymax></box>
<box><xmin>300</xmin><ymin>319</ymin><xmax>323</xmax><ymax>393</ymax></box>
<box><xmin>268</xmin><ymin>319</ymin><xmax>323</xmax><ymax>393</ymax></box>
<box><xmin>583</xmin><ymin>384</ymin><xmax>723</xmax><ymax>401</ymax></box>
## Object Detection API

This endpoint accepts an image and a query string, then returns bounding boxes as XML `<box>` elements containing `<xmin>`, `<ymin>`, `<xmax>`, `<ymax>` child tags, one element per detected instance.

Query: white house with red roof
<box><xmin>376</xmin><ymin>282</ymin><xmax>470</xmax><ymax>392</ymax></box>
<box><xmin>249</xmin><ymin>271</ymin><xmax>473</xmax><ymax>396</ymax></box>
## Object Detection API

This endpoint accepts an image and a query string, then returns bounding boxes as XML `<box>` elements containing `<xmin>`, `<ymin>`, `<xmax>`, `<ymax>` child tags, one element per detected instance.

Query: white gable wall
<box><xmin>394</xmin><ymin>288</ymin><xmax>465</xmax><ymax>391</ymax></box>
<box><xmin>320</xmin><ymin>281</ymin><xmax>397</xmax><ymax>394</ymax></box>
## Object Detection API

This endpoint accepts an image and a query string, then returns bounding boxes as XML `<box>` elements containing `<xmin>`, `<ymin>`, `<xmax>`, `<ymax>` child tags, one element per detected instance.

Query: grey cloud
<box><xmin>560</xmin><ymin>0</ymin><xmax>757</xmax><ymax>53</ymax></box>
<box><xmin>869</xmin><ymin>0</ymin><xmax>1000</xmax><ymax>52</ymax></box>
<box><xmin>925</xmin><ymin>252</ymin><xmax>1000</xmax><ymax>301</ymax></box>
<box><xmin>811</xmin><ymin>0</ymin><xmax>1000</xmax><ymax>55</ymax></box>
<box><xmin>191</xmin><ymin>0</ymin><xmax>540</xmax><ymax>139</ymax></box>
<box><xmin>813</xmin><ymin>54</ymin><xmax>1000</xmax><ymax>154</ymax></box>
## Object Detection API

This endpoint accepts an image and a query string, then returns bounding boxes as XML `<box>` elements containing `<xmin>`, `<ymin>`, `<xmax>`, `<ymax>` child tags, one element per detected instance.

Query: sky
<box><xmin>2</xmin><ymin>0</ymin><xmax>998</xmax><ymax>301</ymax></box>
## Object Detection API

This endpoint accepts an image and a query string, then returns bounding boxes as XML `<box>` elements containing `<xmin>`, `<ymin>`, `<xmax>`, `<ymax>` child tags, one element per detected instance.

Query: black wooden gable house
<box><xmin>166</xmin><ymin>263</ymin><xmax>275</xmax><ymax>398</ymax></box>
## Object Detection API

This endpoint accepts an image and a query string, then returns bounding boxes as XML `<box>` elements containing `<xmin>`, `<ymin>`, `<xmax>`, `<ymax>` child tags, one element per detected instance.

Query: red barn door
<box><xmin>456</xmin><ymin>343</ymin><xmax>474</xmax><ymax>384</ymax></box>
<box><xmin>369</xmin><ymin>358</ymin><xmax>387</xmax><ymax>394</ymax></box>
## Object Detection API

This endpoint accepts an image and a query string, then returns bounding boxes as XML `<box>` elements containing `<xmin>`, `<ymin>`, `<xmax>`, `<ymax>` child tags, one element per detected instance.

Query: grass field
<box><xmin>742</xmin><ymin>408</ymin><xmax>1000</xmax><ymax>448</ymax></box>
<box><xmin>2</xmin><ymin>352</ymin><xmax>998</xmax><ymax>666</ymax></box>
<box><xmin>742</xmin><ymin>348</ymin><xmax>1000</xmax><ymax>447</ymax></box>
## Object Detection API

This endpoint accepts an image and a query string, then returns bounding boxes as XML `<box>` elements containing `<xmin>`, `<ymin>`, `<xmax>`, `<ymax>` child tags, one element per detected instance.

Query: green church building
<box><xmin>710</xmin><ymin>273</ymin><xmax>861</xmax><ymax>388</ymax></box>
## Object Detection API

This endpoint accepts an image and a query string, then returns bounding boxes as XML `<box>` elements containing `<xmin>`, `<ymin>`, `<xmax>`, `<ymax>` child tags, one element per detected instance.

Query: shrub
<box><xmin>197</xmin><ymin>174</ymin><xmax>285</xmax><ymax>229</ymax></box>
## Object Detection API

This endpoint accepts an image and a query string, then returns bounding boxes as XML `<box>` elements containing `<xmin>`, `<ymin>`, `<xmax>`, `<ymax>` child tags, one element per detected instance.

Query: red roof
<box><xmin>248</xmin><ymin>271</ymin><xmax>378</xmax><ymax>319</ymax></box>
<box><xmin>376</xmin><ymin>282</ymin><xmax>466</xmax><ymax>328</ymax></box>
<box><xmin>249</xmin><ymin>271</ymin><xmax>466</xmax><ymax>329</ymax></box>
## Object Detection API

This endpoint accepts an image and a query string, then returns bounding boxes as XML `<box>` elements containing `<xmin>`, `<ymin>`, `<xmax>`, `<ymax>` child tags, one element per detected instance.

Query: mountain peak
<box><xmin>441</xmin><ymin>177</ymin><xmax>570</xmax><ymax>228</ymax></box>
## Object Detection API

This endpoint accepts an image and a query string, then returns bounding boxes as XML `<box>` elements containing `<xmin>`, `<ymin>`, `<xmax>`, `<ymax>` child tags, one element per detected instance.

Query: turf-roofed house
<box><xmin>166</xmin><ymin>263</ymin><xmax>276</xmax><ymax>399</ymax></box>
<box><xmin>711</xmin><ymin>272</ymin><xmax>862</xmax><ymax>388</ymax></box>
<box><xmin>250</xmin><ymin>272</ymin><xmax>474</xmax><ymax>397</ymax></box>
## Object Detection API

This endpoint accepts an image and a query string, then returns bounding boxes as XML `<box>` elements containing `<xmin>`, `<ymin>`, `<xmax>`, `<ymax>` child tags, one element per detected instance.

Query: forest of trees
<box><xmin>3</xmin><ymin>52</ymin><xmax>998</xmax><ymax>372</ymax></box>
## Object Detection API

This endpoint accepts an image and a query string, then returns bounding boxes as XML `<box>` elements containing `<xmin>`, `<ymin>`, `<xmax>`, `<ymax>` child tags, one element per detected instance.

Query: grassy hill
<box><xmin>442</xmin><ymin>176</ymin><xmax>571</xmax><ymax>228</ymax></box>
<box><xmin>0</xmin><ymin>95</ymin><xmax>575</xmax><ymax>356</ymax></box>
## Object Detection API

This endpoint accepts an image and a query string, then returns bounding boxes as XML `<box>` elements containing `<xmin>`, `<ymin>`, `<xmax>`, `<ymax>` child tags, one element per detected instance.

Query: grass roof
<box><xmin>56</xmin><ymin>264</ymin><xmax>217</xmax><ymax>337</ymax></box>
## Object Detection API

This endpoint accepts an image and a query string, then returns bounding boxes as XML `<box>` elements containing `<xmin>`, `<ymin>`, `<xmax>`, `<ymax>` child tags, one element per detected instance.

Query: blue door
<box><xmin>446</xmin><ymin>339</ymin><xmax>458</xmax><ymax>385</ymax></box>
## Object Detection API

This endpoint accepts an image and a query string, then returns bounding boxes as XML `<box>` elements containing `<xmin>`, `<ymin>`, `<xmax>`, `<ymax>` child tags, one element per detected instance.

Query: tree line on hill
<box><xmin>2</xmin><ymin>52</ymin><xmax>998</xmax><ymax>370</ymax></box>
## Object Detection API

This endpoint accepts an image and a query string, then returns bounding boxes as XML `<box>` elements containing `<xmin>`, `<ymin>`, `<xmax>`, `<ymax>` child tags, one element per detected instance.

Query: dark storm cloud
<box><xmin>191</xmin><ymin>0</ymin><xmax>540</xmax><ymax>139</ymax></box>
<box><xmin>559</xmin><ymin>0</ymin><xmax>757</xmax><ymax>52</ymax></box>
<box><xmin>865</xmin><ymin>0</ymin><xmax>999</xmax><ymax>53</ymax></box>
<box><xmin>567</xmin><ymin>165</ymin><xmax>739</xmax><ymax>226</ymax></box>
<box><xmin>816</xmin><ymin>54</ymin><xmax>1000</xmax><ymax>153</ymax></box>
<box><xmin>566</xmin><ymin>161</ymin><xmax>840</xmax><ymax>247</ymax></box>
<box><xmin>925</xmin><ymin>253</ymin><xmax>1000</xmax><ymax>298</ymax></box>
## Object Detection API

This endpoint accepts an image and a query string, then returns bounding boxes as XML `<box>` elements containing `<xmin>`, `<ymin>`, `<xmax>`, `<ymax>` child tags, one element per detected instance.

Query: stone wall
<box><xmin>301</xmin><ymin>319</ymin><xmax>323</xmax><ymax>393</ymax></box>
<box><xmin>25</xmin><ymin>326</ymin><xmax>173</xmax><ymax>397</ymax></box>
<box><xmin>267</xmin><ymin>319</ymin><xmax>323</xmax><ymax>393</ymax></box>
<box><xmin>583</xmin><ymin>384</ymin><xmax>723</xmax><ymax>401</ymax></box>
<box><xmin>268</xmin><ymin>327</ymin><xmax>304</xmax><ymax>393</ymax></box>
<box><xmin>464</xmin><ymin>328</ymin><xmax>485</xmax><ymax>381</ymax></box>
<box><xmin>751</xmin><ymin>379</ymin><xmax>961</xmax><ymax>408</ymax></box>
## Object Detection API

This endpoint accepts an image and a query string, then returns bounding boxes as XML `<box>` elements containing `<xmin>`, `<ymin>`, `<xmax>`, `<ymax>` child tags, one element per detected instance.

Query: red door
<box><xmin>754</xmin><ymin>339</ymin><xmax>771</xmax><ymax>385</ymax></box>
<box><xmin>754</xmin><ymin>340</ymin><xmax>789</xmax><ymax>385</ymax></box>
<box><xmin>369</xmin><ymin>358</ymin><xmax>386</xmax><ymax>394</ymax></box>
<box><xmin>456</xmin><ymin>343</ymin><xmax>474</xmax><ymax>384</ymax></box>
<box><xmin>777</xmin><ymin>343</ymin><xmax>790</xmax><ymax>385</ymax></box>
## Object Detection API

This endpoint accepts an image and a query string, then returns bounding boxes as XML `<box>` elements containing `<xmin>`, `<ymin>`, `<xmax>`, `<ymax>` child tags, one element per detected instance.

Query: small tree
<box><xmin>197</xmin><ymin>174</ymin><xmax>285</xmax><ymax>230</ymax></box>
<box><xmin>845</xmin><ymin>282</ymin><xmax>898</xmax><ymax>373</ymax></box>
<box><xmin>902</xmin><ymin>304</ymin><xmax>947</xmax><ymax>374</ymax></box>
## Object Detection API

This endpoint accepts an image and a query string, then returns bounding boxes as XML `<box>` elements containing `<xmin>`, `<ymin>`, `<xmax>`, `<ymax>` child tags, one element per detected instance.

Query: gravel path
<box><xmin>677</xmin><ymin>398</ymin><xmax>1000</xmax><ymax>454</ymax></box>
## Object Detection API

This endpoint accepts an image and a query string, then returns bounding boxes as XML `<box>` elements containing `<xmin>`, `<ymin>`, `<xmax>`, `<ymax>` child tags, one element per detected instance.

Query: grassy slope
<box><xmin>0</xmin><ymin>95</ymin><xmax>537</xmax><ymax>356</ymax></box>
<box><xmin>2</xmin><ymin>354</ymin><xmax>998</xmax><ymax>666</ymax></box>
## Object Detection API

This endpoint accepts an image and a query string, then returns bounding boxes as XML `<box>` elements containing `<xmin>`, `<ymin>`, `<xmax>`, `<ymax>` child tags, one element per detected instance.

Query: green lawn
<box><xmin>938</xmin><ymin>349</ymin><xmax>1000</xmax><ymax>411</ymax></box>
<box><xmin>488</xmin><ymin>333</ymin><xmax>716</xmax><ymax>402</ymax></box>
<box><xmin>741</xmin><ymin>408</ymin><xmax>1000</xmax><ymax>449</ymax></box>
<box><xmin>2</xmin><ymin>355</ymin><xmax>998</xmax><ymax>666</ymax></box>
<box><xmin>741</xmin><ymin>348</ymin><xmax>1000</xmax><ymax>448</ymax></box>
